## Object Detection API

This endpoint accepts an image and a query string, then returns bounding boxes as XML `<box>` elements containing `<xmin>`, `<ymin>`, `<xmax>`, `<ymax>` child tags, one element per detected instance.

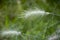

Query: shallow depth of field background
<box><xmin>0</xmin><ymin>0</ymin><xmax>60</xmax><ymax>40</ymax></box>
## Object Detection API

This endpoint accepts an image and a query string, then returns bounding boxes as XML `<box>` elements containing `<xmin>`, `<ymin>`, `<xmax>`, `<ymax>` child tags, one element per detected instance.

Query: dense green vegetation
<box><xmin>0</xmin><ymin>0</ymin><xmax>60</xmax><ymax>40</ymax></box>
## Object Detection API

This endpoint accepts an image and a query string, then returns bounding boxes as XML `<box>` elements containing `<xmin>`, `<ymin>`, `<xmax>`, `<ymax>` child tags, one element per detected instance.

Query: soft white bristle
<box><xmin>2</xmin><ymin>30</ymin><xmax>21</xmax><ymax>36</ymax></box>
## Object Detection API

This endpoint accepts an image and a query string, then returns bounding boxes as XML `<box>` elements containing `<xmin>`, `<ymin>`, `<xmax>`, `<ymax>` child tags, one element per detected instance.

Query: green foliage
<box><xmin>0</xmin><ymin>0</ymin><xmax>60</xmax><ymax>40</ymax></box>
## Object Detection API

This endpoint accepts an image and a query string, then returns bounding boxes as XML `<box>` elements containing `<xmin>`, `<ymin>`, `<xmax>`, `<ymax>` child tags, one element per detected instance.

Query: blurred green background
<box><xmin>0</xmin><ymin>0</ymin><xmax>60</xmax><ymax>40</ymax></box>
